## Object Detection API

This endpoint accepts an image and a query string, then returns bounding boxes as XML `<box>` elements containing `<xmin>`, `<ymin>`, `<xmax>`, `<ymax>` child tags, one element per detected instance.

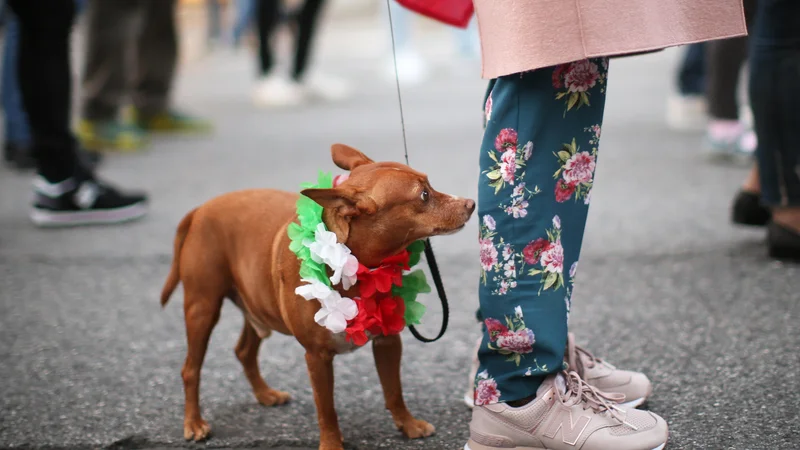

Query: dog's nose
<box><xmin>465</xmin><ymin>198</ymin><xmax>476</xmax><ymax>213</ymax></box>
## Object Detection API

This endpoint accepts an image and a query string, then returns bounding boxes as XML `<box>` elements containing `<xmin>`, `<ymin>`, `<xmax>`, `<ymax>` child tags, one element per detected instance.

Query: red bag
<box><xmin>393</xmin><ymin>0</ymin><xmax>474</xmax><ymax>29</ymax></box>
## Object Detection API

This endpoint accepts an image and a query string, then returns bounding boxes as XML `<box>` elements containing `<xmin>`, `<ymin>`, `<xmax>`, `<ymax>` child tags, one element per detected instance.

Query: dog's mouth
<box><xmin>432</xmin><ymin>223</ymin><xmax>466</xmax><ymax>236</ymax></box>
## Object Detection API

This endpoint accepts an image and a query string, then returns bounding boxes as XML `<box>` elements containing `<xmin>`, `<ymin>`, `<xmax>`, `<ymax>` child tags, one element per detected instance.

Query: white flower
<box><xmin>295</xmin><ymin>278</ymin><xmax>332</xmax><ymax>301</ymax></box>
<box><xmin>331</xmin><ymin>253</ymin><xmax>359</xmax><ymax>290</ymax></box>
<box><xmin>477</xmin><ymin>370</ymin><xmax>489</xmax><ymax>380</ymax></box>
<box><xmin>306</xmin><ymin>223</ymin><xmax>360</xmax><ymax>289</ymax></box>
<box><xmin>525</xmin><ymin>367</ymin><xmax>533</xmax><ymax>376</ymax></box>
<box><xmin>515</xmin><ymin>306</ymin><xmax>523</xmax><ymax>319</ymax></box>
<box><xmin>314</xmin><ymin>290</ymin><xmax>358</xmax><ymax>333</ymax></box>
<box><xmin>523</xmin><ymin>141</ymin><xmax>533</xmax><ymax>161</ymax></box>
<box><xmin>552</xmin><ymin>215</ymin><xmax>561</xmax><ymax>230</ymax></box>
<box><xmin>482</xmin><ymin>215</ymin><xmax>496</xmax><ymax>231</ymax></box>
<box><xmin>503</xmin><ymin>260</ymin><xmax>516</xmax><ymax>278</ymax></box>
<box><xmin>502</xmin><ymin>245</ymin><xmax>514</xmax><ymax>261</ymax></box>
<box><xmin>584</xmin><ymin>188</ymin><xmax>592</xmax><ymax>205</ymax></box>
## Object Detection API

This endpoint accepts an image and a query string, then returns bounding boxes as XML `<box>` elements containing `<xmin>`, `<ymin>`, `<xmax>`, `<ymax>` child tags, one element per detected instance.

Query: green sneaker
<box><xmin>77</xmin><ymin>119</ymin><xmax>148</xmax><ymax>151</ymax></box>
<box><xmin>133</xmin><ymin>108</ymin><xmax>212</xmax><ymax>133</ymax></box>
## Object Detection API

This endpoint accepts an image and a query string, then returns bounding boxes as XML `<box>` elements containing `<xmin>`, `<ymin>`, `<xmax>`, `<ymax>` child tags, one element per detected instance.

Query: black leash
<box><xmin>407</xmin><ymin>239</ymin><xmax>450</xmax><ymax>342</ymax></box>
<box><xmin>386</xmin><ymin>0</ymin><xmax>450</xmax><ymax>343</ymax></box>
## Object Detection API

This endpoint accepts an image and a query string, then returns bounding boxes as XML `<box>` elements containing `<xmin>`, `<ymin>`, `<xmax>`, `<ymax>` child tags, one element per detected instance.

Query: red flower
<box><xmin>555</xmin><ymin>178</ymin><xmax>577</xmax><ymax>203</ymax></box>
<box><xmin>356</xmin><ymin>252</ymin><xmax>408</xmax><ymax>298</ymax></box>
<box><xmin>484</xmin><ymin>318</ymin><xmax>508</xmax><ymax>342</ymax></box>
<box><xmin>523</xmin><ymin>238</ymin><xmax>551</xmax><ymax>265</ymax></box>
<box><xmin>378</xmin><ymin>296</ymin><xmax>406</xmax><ymax>335</ymax></box>
<box><xmin>345</xmin><ymin>297</ymin><xmax>381</xmax><ymax>345</ymax></box>
<box><xmin>494</xmin><ymin>128</ymin><xmax>518</xmax><ymax>151</ymax></box>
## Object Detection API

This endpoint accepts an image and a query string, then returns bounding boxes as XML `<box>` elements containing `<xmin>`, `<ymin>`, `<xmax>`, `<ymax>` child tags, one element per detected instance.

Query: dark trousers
<box><xmin>8</xmin><ymin>0</ymin><xmax>78</xmax><ymax>182</ymax></box>
<box><xmin>705</xmin><ymin>0</ymin><xmax>756</xmax><ymax>120</ymax></box>
<box><xmin>81</xmin><ymin>0</ymin><xmax>177</xmax><ymax>120</ymax></box>
<box><xmin>677</xmin><ymin>44</ymin><xmax>705</xmax><ymax>96</ymax></box>
<box><xmin>751</xmin><ymin>0</ymin><xmax>800</xmax><ymax>206</ymax></box>
<box><xmin>256</xmin><ymin>0</ymin><xmax>325</xmax><ymax>81</ymax></box>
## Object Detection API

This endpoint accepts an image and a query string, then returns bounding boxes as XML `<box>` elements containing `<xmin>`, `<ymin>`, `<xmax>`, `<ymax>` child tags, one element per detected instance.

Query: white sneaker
<box><xmin>303</xmin><ymin>72</ymin><xmax>352</xmax><ymax>102</ymax></box>
<box><xmin>253</xmin><ymin>74</ymin><xmax>305</xmax><ymax>108</ymax></box>
<box><xmin>666</xmin><ymin>93</ymin><xmax>707</xmax><ymax>131</ymax></box>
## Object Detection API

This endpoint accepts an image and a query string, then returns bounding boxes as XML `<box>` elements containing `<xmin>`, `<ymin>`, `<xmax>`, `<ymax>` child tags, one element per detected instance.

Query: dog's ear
<box><xmin>301</xmin><ymin>187</ymin><xmax>377</xmax><ymax>243</ymax></box>
<box><xmin>331</xmin><ymin>143</ymin><xmax>374</xmax><ymax>171</ymax></box>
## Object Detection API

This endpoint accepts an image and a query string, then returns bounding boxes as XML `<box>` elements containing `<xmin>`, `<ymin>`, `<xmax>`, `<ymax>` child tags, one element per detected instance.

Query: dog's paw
<box><xmin>398</xmin><ymin>417</ymin><xmax>436</xmax><ymax>439</ymax></box>
<box><xmin>255</xmin><ymin>388</ymin><xmax>291</xmax><ymax>406</ymax></box>
<box><xmin>183</xmin><ymin>417</ymin><xmax>211</xmax><ymax>441</ymax></box>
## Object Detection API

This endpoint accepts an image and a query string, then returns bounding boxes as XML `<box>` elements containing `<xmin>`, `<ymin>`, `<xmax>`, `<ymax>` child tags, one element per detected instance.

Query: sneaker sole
<box><xmin>465</xmin><ymin>442</ymin><xmax>666</xmax><ymax>450</ymax></box>
<box><xmin>619</xmin><ymin>396</ymin><xmax>647</xmax><ymax>409</ymax></box>
<box><xmin>30</xmin><ymin>202</ymin><xmax>147</xmax><ymax>227</ymax></box>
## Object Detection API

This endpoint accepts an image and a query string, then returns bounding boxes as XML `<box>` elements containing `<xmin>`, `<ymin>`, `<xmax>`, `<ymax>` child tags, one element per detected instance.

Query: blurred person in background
<box><xmin>77</xmin><ymin>0</ymin><xmax>211</xmax><ymax>152</ymax></box>
<box><xmin>1</xmin><ymin>0</ymin><xmax>88</xmax><ymax>169</ymax></box>
<box><xmin>703</xmin><ymin>0</ymin><xmax>756</xmax><ymax>161</ymax></box>
<box><xmin>253</xmin><ymin>0</ymin><xmax>350</xmax><ymax>107</ymax></box>
<box><xmin>232</xmin><ymin>0</ymin><xmax>256</xmax><ymax>47</ymax></box>
<box><xmin>7</xmin><ymin>0</ymin><xmax>147</xmax><ymax>227</ymax></box>
<box><xmin>731</xmin><ymin>0</ymin><xmax>800</xmax><ymax>260</ymax></box>
<box><xmin>666</xmin><ymin>43</ymin><xmax>706</xmax><ymax>131</ymax></box>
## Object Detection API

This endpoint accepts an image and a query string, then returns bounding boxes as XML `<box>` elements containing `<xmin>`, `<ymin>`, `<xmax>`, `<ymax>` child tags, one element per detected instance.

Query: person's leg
<box><xmin>704</xmin><ymin>0</ymin><xmax>756</xmax><ymax>157</ymax></box>
<box><xmin>667</xmin><ymin>43</ymin><xmax>707</xmax><ymax>131</ymax></box>
<box><xmin>289</xmin><ymin>0</ymin><xmax>324</xmax><ymax>82</ymax></box>
<box><xmin>9</xmin><ymin>0</ymin><xmax>147</xmax><ymax>227</ymax></box>
<box><xmin>252</xmin><ymin>0</ymin><xmax>305</xmax><ymax>107</ymax></box>
<box><xmin>677</xmin><ymin>43</ymin><xmax>706</xmax><ymax>96</ymax></box>
<box><xmin>132</xmin><ymin>0</ymin><xmax>209</xmax><ymax>131</ymax></box>
<box><xmin>748</xmin><ymin>0</ymin><xmax>800</xmax><ymax>259</ymax></box>
<box><xmin>475</xmin><ymin>59</ymin><xmax>608</xmax><ymax>403</ymax></box>
<box><xmin>206</xmin><ymin>0</ymin><xmax>222</xmax><ymax>45</ymax></box>
<box><xmin>78</xmin><ymin>0</ymin><xmax>147</xmax><ymax>150</ymax></box>
<box><xmin>467</xmin><ymin>61</ymin><xmax>668</xmax><ymax>449</ymax></box>
<box><xmin>232</xmin><ymin>0</ymin><xmax>254</xmax><ymax>47</ymax></box>
<box><xmin>384</xmin><ymin>1</ymin><xmax>427</xmax><ymax>85</ymax></box>
<box><xmin>1</xmin><ymin>10</ymin><xmax>34</xmax><ymax>168</ymax></box>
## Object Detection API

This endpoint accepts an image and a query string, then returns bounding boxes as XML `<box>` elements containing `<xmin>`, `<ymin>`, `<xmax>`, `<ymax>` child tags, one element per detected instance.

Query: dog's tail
<box><xmin>160</xmin><ymin>208</ymin><xmax>197</xmax><ymax>307</ymax></box>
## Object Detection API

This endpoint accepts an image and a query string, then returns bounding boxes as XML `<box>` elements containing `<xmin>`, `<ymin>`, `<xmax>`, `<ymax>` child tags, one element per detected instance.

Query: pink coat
<box><xmin>473</xmin><ymin>0</ymin><xmax>747</xmax><ymax>79</ymax></box>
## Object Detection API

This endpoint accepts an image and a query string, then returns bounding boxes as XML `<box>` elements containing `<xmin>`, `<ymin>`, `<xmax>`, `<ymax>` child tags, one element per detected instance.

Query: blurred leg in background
<box><xmin>8</xmin><ymin>0</ymin><xmax>147</xmax><ymax>227</ymax></box>
<box><xmin>745</xmin><ymin>0</ymin><xmax>800</xmax><ymax>260</ymax></box>
<box><xmin>666</xmin><ymin>43</ymin><xmax>707</xmax><ymax>131</ymax></box>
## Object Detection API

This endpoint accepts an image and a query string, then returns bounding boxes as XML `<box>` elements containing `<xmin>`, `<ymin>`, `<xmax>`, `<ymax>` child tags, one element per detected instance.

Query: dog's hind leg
<box><xmin>181</xmin><ymin>289</ymin><xmax>223</xmax><ymax>442</ymax></box>
<box><xmin>235</xmin><ymin>320</ymin><xmax>291</xmax><ymax>406</ymax></box>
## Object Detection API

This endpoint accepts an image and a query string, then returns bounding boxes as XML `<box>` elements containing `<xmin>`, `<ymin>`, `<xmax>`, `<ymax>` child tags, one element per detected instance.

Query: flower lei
<box><xmin>288</xmin><ymin>172</ymin><xmax>431</xmax><ymax>345</ymax></box>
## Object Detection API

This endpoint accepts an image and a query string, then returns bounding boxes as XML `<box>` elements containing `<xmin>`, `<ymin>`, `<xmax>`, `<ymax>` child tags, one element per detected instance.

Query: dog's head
<box><xmin>301</xmin><ymin>144</ymin><xmax>475</xmax><ymax>267</ymax></box>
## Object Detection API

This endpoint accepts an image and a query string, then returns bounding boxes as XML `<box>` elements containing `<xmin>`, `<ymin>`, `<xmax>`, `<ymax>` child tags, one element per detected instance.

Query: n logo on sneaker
<box><xmin>543</xmin><ymin>411</ymin><xmax>591</xmax><ymax>446</ymax></box>
<box><xmin>74</xmin><ymin>182</ymin><xmax>99</xmax><ymax>209</ymax></box>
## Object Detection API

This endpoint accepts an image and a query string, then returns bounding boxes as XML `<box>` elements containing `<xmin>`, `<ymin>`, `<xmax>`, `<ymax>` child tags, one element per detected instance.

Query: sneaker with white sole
<box><xmin>253</xmin><ymin>74</ymin><xmax>305</xmax><ymax>108</ymax></box>
<box><xmin>465</xmin><ymin>333</ymin><xmax>654</xmax><ymax>410</ymax></box>
<box><xmin>30</xmin><ymin>175</ymin><xmax>147</xmax><ymax>227</ymax></box>
<box><xmin>566</xmin><ymin>333</ymin><xmax>652</xmax><ymax>409</ymax></box>
<box><xmin>465</xmin><ymin>371</ymin><xmax>669</xmax><ymax>450</ymax></box>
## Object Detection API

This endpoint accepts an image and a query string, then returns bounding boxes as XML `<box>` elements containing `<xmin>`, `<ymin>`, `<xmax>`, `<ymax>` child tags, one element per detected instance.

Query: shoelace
<box><xmin>565</xmin><ymin>335</ymin><xmax>611</xmax><ymax>377</ymax></box>
<box><xmin>557</xmin><ymin>371</ymin><xmax>638</xmax><ymax>430</ymax></box>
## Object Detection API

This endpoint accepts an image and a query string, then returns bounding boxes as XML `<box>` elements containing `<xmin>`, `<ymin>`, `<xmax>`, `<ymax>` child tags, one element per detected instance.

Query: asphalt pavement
<box><xmin>1</xmin><ymin>19</ymin><xmax>798</xmax><ymax>450</ymax></box>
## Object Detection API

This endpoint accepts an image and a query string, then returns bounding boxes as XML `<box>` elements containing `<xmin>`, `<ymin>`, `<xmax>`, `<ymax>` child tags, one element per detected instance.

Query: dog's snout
<box><xmin>464</xmin><ymin>198</ymin><xmax>476</xmax><ymax>213</ymax></box>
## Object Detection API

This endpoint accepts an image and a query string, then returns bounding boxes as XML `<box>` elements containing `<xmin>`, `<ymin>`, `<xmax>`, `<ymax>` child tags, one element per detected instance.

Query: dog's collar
<box><xmin>289</xmin><ymin>172</ymin><xmax>430</xmax><ymax>345</ymax></box>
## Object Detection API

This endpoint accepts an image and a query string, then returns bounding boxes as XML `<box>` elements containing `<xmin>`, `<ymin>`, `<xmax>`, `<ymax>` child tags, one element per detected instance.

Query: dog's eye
<box><xmin>420</xmin><ymin>190</ymin><xmax>430</xmax><ymax>202</ymax></box>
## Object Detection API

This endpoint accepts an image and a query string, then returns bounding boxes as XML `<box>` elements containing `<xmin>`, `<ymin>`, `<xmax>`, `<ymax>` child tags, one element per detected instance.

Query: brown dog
<box><xmin>160</xmin><ymin>144</ymin><xmax>475</xmax><ymax>450</ymax></box>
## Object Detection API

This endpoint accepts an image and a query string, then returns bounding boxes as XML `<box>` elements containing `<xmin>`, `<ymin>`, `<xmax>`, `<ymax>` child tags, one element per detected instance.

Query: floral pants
<box><xmin>474</xmin><ymin>59</ymin><xmax>608</xmax><ymax>405</ymax></box>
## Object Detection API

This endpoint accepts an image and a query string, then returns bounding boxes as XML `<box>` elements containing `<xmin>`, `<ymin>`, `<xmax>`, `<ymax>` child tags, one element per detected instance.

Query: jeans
<box><xmin>474</xmin><ymin>59</ymin><xmax>608</xmax><ymax>404</ymax></box>
<box><xmin>232</xmin><ymin>0</ymin><xmax>255</xmax><ymax>46</ymax></box>
<box><xmin>750</xmin><ymin>0</ymin><xmax>800</xmax><ymax>206</ymax></box>
<box><xmin>677</xmin><ymin>43</ymin><xmax>705</xmax><ymax>96</ymax></box>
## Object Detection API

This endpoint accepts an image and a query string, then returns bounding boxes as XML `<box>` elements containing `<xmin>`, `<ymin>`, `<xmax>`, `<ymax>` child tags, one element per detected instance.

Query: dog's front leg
<box><xmin>372</xmin><ymin>335</ymin><xmax>435</xmax><ymax>439</ymax></box>
<box><xmin>305</xmin><ymin>351</ymin><xmax>344</xmax><ymax>450</ymax></box>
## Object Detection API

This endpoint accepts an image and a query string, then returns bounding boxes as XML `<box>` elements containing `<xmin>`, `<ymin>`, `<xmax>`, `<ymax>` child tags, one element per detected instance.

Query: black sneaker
<box><xmin>767</xmin><ymin>222</ymin><xmax>800</xmax><ymax>262</ymax></box>
<box><xmin>731</xmin><ymin>190</ymin><xmax>771</xmax><ymax>227</ymax></box>
<box><xmin>30</xmin><ymin>175</ymin><xmax>148</xmax><ymax>227</ymax></box>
